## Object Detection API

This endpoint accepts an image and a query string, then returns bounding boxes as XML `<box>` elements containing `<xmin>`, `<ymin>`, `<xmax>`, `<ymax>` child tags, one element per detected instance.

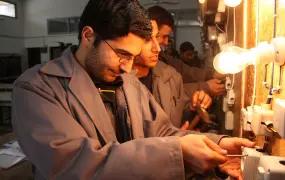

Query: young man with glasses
<box><xmin>12</xmin><ymin>0</ymin><xmax>254</xmax><ymax>179</ymax></box>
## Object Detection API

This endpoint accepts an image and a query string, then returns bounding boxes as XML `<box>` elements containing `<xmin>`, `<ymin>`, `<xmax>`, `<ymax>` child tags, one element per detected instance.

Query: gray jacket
<box><xmin>152</xmin><ymin>61</ymin><xmax>192</xmax><ymax>128</ymax></box>
<box><xmin>159</xmin><ymin>51</ymin><xmax>213</xmax><ymax>94</ymax></box>
<box><xmin>12</xmin><ymin>47</ymin><xmax>223</xmax><ymax>180</ymax></box>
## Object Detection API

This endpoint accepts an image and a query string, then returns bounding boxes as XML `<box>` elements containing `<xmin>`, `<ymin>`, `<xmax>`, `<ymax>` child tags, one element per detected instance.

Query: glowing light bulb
<box><xmin>213</xmin><ymin>46</ymin><xmax>254</xmax><ymax>74</ymax></box>
<box><xmin>224</xmin><ymin>0</ymin><xmax>242</xmax><ymax>7</ymax></box>
<box><xmin>199</xmin><ymin>0</ymin><xmax>206</xmax><ymax>4</ymax></box>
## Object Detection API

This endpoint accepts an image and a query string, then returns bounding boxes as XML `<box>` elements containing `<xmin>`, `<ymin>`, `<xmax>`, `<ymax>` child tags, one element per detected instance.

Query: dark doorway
<box><xmin>27</xmin><ymin>48</ymin><xmax>41</xmax><ymax>68</ymax></box>
<box><xmin>50</xmin><ymin>46</ymin><xmax>63</xmax><ymax>60</ymax></box>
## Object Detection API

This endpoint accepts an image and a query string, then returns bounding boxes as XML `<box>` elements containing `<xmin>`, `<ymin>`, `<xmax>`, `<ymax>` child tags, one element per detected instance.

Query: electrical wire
<box><xmin>231</xmin><ymin>74</ymin><xmax>235</xmax><ymax>89</ymax></box>
<box><xmin>229</xmin><ymin>8</ymin><xmax>236</xmax><ymax>90</ymax></box>
<box><xmin>251</xmin><ymin>0</ymin><xmax>259</xmax><ymax>107</ymax></box>
<box><xmin>266</xmin><ymin>0</ymin><xmax>278</xmax><ymax>105</ymax></box>
<box><xmin>226</xmin><ymin>6</ymin><xmax>230</xmax><ymax>42</ymax></box>
<box><xmin>233</xmin><ymin>7</ymin><xmax>236</xmax><ymax>45</ymax></box>
<box><xmin>278</xmin><ymin>66</ymin><xmax>282</xmax><ymax>89</ymax></box>
<box><xmin>215</xmin><ymin>23</ymin><xmax>225</xmax><ymax>33</ymax></box>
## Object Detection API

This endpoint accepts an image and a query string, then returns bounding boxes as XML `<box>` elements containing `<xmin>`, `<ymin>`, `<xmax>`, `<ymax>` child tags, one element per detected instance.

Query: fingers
<box><xmin>233</xmin><ymin>138</ymin><xmax>256</xmax><ymax>148</ymax></box>
<box><xmin>205</xmin><ymin>138</ymin><xmax>228</xmax><ymax>156</ymax></box>
<box><xmin>192</xmin><ymin>91</ymin><xmax>199</xmax><ymax>107</ymax></box>
<box><xmin>198</xmin><ymin>91</ymin><xmax>206</xmax><ymax>105</ymax></box>
<box><xmin>204</xmin><ymin>138</ymin><xmax>227</xmax><ymax>166</ymax></box>
<box><xmin>180</xmin><ymin>121</ymin><xmax>189</xmax><ymax>130</ymax></box>
<box><xmin>217</xmin><ymin>83</ymin><xmax>226</xmax><ymax>91</ymax></box>
<box><xmin>226</xmin><ymin>169</ymin><xmax>243</xmax><ymax>180</ymax></box>
<box><xmin>208</xmin><ymin>79</ymin><xmax>226</xmax><ymax>96</ymax></box>
<box><xmin>213</xmin><ymin>79</ymin><xmax>221</xmax><ymax>83</ymax></box>
<box><xmin>200</xmin><ymin>93</ymin><xmax>212</xmax><ymax>109</ymax></box>
<box><xmin>205</xmin><ymin>96</ymin><xmax>212</xmax><ymax>108</ymax></box>
<box><xmin>192</xmin><ymin>91</ymin><xmax>212</xmax><ymax>109</ymax></box>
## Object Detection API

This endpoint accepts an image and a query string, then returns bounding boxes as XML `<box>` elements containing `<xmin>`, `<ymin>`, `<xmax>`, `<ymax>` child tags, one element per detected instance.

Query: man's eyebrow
<box><xmin>114</xmin><ymin>48</ymin><xmax>134</xmax><ymax>56</ymax></box>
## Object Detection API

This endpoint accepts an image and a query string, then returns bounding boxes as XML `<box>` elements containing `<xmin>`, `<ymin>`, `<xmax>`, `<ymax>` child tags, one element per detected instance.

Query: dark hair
<box><xmin>78</xmin><ymin>0</ymin><xmax>152</xmax><ymax>44</ymax></box>
<box><xmin>148</xmin><ymin>6</ymin><xmax>174</xmax><ymax>29</ymax></box>
<box><xmin>180</xmin><ymin>42</ymin><xmax>194</xmax><ymax>52</ymax></box>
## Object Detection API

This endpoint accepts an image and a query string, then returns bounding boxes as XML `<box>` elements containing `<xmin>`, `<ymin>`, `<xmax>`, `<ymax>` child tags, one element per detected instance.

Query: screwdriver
<box><xmin>226</xmin><ymin>154</ymin><xmax>248</xmax><ymax>157</ymax></box>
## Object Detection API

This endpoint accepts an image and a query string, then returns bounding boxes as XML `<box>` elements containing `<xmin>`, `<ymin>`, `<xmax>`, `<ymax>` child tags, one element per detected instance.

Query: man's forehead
<box><xmin>151</xmin><ymin>21</ymin><xmax>159</xmax><ymax>36</ymax></box>
<box><xmin>159</xmin><ymin>25</ymin><xmax>172</xmax><ymax>34</ymax></box>
<box><xmin>110</xmin><ymin>33</ymin><xmax>144</xmax><ymax>55</ymax></box>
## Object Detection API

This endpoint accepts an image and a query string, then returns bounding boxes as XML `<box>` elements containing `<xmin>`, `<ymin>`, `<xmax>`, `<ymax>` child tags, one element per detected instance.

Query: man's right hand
<box><xmin>206</xmin><ymin>79</ymin><xmax>226</xmax><ymax>96</ymax></box>
<box><xmin>180</xmin><ymin>134</ymin><xmax>227</xmax><ymax>173</ymax></box>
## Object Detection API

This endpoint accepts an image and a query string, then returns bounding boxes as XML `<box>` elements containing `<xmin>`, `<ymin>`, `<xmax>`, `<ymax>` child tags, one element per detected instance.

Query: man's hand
<box><xmin>206</xmin><ymin>79</ymin><xmax>225</xmax><ymax>96</ymax></box>
<box><xmin>219</xmin><ymin>137</ymin><xmax>255</xmax><ymax>154</ymax></box>
<box><xmin>218</xmin><ymin>138</ymin><xmax>255</xmax><ymax>180</ymax></box>
<box><xmin>180</xmin><ymin>121</ymin><xmax>190</xmax><ymax>130</ymax></box>
<box><xmin>219</xmin><ymin>157</ymin><xmax>242</xmax><ymax>180</ymax></box>
<box><xmin>190</xmin><ymin>90</ymin><xmax>212</xmax><ymax>111</ymax></box>
<box><xmin>180</xmin><ymin>134</ymin><xmax>227</xmax><ymax>174</ymax></box>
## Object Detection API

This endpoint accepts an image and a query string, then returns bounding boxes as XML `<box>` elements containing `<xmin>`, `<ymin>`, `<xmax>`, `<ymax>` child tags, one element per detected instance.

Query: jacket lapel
<box><xmin>68</xmin><ymin>60</ymin><xmax>117</xmax><ymax>143</ymax></box>
<box><xmin>152</xmin><ymin>61</ymin><xmax>172</xmax><ymax>116</ymax></box>
<box><xmin>40</xmin><ymin>47</ymin><xmax>117</xmax><ymax>143</ymax></box>
<box><xmin>121</xmin><ymin>72</ymin><xmax>145</xmax><ymax>139</ymax></box>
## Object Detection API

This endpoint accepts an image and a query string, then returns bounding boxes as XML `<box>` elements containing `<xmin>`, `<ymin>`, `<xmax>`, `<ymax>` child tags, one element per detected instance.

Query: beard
<box><xmin>85</xmin><ymin>47</ymin><xmax>123</xmax><ymax>84</ymax></box>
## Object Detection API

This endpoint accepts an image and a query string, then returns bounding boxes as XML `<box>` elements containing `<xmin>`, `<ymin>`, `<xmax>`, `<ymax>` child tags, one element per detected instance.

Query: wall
<box><xmin>0</xmin><ymin>0</ymin><xmax>26</xmax><ymax>70</ymax></box>
<box><xmin>140</xmin><ymin>0</ymin><xmax>201</xmax><ymax>53</ymax></box>
<box><xmin>176</xmin><ymin>26</ymin><xmax>202</xmax><ymax>53</ymax></box>
<box><xmin>22</xmin><ymin>0</ymin><xmax>90</xmax><ymax>64</ymax></box>
<box><xmin>22</xmin><ymin>0</ymin><xmax>200</xmax><ymax>63</ymax></box>
<box><xmin>226</xmin><ymin>0</ymin><xmax>285</xmax><ymax>156</ymax></box>
<box><xmin>140</xmin><ymin>0</ymin><xmax>198</xmax><ymax>10</ymax></box>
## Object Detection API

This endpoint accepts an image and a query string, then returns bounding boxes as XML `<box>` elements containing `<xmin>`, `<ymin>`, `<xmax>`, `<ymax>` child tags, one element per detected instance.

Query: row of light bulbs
<box><xmin>199</xmin><ymin>0</ymin><xmax>242</xmax><ymax>8</ymax></box>
<box><xmin>213</xmin><ymin>37</ymin><xmax>285</xmax><ymax>74</ymax></box>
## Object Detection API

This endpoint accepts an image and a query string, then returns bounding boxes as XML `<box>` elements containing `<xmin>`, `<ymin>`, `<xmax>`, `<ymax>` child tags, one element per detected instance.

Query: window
<box><xmin>0</xmin><ymin>1</ymin><xmax>16</xmax><ymax>18</ymax></box>
<box><xmin>69</xmin><ymin>17</ymin><xmax>80</xmax><ymax>33</ymax></box>
<box><xmin>47</xmin><ymin>18</ymin><xmax>69</xmax><ymax>34</ymax></box>
<box><xmin>47</xmin><ymin>17</ymin><xmax>80</xmax><ymax>35</ymax></box>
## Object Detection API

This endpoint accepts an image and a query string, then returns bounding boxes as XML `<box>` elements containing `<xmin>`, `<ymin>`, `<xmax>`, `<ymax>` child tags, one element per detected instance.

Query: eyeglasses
<box><xmin>103</xmin><ymin>40</ymin><xmax>133</xmax><ymax>64</ymax></box>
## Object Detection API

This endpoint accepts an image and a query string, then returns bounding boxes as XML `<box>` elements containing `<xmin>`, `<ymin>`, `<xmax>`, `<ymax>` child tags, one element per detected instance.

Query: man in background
<box><xmin>133</xmin><ymin>19</ymin><xmax>212</xmax><ymax>129</ymax></box>
<box><xmin>179</xmin><ymin>41</ymin><xmax>202</xmax><ymax>68</ymax></box>
<box><xmin>165</xmin><ymin>39</ymin><xmax>179</xmax><ymax>58</ymax></box>
<box><xmin>148</xmin><ymin>6</ymin><xmax>225</xmax><ymax>97</ymax></box>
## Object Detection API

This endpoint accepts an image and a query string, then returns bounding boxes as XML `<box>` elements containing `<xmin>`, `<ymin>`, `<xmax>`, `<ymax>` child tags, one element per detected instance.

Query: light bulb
<box><xmin>199</xmin><ymin>0</ymin><xmax>206</xmax><ymax>4</ymax></box>
<box><xmin>224</xmin><ymin>0</ymin><xmax>242</xmax><ymax>7</ymax></box>
<box><xmin>213</xmin><ymin>46</ymin><xmax>254</xmax><ymax>74</ymax></box>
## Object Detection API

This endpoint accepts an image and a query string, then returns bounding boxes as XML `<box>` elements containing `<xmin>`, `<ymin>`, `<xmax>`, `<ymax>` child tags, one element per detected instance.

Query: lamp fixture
<box><xmin>213</xmin><ymin>37</ymin><xmax>285</xmax><ymax>74</ymax></box>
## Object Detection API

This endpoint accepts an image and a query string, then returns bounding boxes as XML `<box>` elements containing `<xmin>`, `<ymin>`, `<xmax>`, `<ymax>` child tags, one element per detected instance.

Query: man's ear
<box><xmin>81</xmin><ymin>26</ymin><xmax>96</xmax><ymax>47</ymax></box>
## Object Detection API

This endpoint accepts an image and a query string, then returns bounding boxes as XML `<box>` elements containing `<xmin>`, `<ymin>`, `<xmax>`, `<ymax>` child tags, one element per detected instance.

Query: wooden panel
<box><xmin>199</xmin><ymin>0</ymin><xmax>285</xmax><ymax>155</ymax></box>
<box><xmin>241</xmin><ymin>0</ymin><xmax>285</xmax><ymax>157</ymax></box>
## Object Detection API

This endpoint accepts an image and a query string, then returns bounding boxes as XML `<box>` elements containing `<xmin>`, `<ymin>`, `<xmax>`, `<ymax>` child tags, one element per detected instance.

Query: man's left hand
<box><xmin>218</xmin><ymin>138</ymin><xmax>255</xmax><ymax>180</ymax></box>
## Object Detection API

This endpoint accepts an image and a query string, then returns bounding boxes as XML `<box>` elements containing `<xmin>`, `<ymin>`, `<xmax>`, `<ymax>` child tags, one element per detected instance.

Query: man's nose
<box><xmin>120</xmin><ymin>60</ymin><xmax>133</xmax><ymax>73</ymax></box>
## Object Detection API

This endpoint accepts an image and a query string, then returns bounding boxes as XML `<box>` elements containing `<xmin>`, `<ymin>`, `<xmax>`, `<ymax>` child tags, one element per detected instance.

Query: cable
<box><xmin>251</xmin><ymin>64</ymin><xmax>257</xmax><ymax>106</ymax></box>
<box><xmin>266</xmin><ymin>0</ymin><xmax>278</xmax><ymax>104</ymax></box>
<box><xmin>215</xmin><ymin>23</ymin><xmax>225</xmax><ymax>33</ymax></box>
<box><xmin>263</xmin><ymin>64</ymin><xmax>270</xmax><ymax>89</ymax></box>
<box><xmin>226</xmin><ymin>6</ymin><xmax>230</xmax><ymax>42</ymax></box>
<box><xmin>233</xmin><ymin>7</ymin><xmax>236</xmax><ymax>45</ymax></box>
<box><xmin>251</xmin><ymin>0</ymin><xmax>259</xmax><ymax>107</ymax></box>
<box><xmin>231</xmin><ymin>74</ymin><xmax>235</xmax><ymax>89</ymax></box>
<box><xmin>278</xmin><ymin>66</ymin><xmax>282</xmax><ymax>89</ymax></box>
